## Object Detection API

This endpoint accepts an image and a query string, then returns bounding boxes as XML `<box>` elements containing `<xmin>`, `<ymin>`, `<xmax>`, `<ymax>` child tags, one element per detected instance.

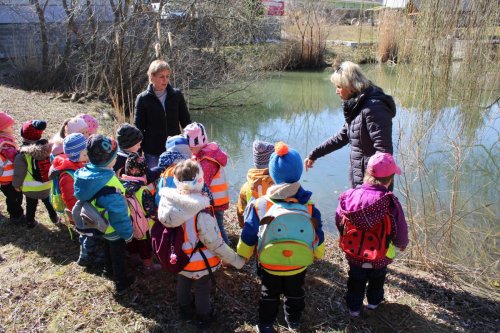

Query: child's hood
<box><xmin>267</xmin><ymin>182</ymin><xmax>312</xmax><ymax>204</ymax></box>
<box><xmin>74</xmin><ymin>165</ymin><xmax>116</xmax><ymax>200</ymax></box>
<box><xmin>48</xmin><ymin>155</ymin><xmax>84</xmax><ymax>179</ymax></box>
<box><xmin>158</xmin><ymin>187</ymin><xmax>210</xmax><ymax>226</ymax></box>
<box><xmin>246</xmin><ymin>168</ymin><xmax>274</xmax><ymax>196</ymax></box>
<box><xmin>20</xmin><ymin>140</ymin><xmax>52</xmax><ymax>160</ymax></box>
<box><xmin>338</xmin><ymin>184</ymin><xmax>393</xmax><ymax>230</ymax></box>
<box><xmin>198</xmin><ymin>142</ymin><xmax>227</xmax><ymax>166</ymax></box>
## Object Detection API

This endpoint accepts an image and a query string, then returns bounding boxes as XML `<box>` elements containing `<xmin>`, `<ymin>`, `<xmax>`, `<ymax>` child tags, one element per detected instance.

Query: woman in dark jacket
<box><xmin>134</xmin><ymin>60</ymin><xmax>192</xmax><ymax>168</ymax></box>
<box><xmin>304</xmin><ymin>61</ymin><xmax>396</xmax><ymax>188</ymax></box>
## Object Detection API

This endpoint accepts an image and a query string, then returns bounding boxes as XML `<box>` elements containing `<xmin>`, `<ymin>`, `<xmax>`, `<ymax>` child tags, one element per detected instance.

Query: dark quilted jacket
<box><xmin>308</xmin><ymin>85</ymin><xmax>396</xmax><ymax>188</ymax></box>
<box><xmin>134</xmin><ymin>84</ymin><xmax>191</xmax><ymax>155</ymax></box>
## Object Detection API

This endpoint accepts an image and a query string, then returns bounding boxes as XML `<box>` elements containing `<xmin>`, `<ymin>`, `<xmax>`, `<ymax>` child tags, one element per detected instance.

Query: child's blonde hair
<box><xmin>147</xmin><ymin>60</ymin><xmax>171</xmax><ymax>82</ymax></box>
<box><xmin>363</xmin><ymin>173</ymin><xmax>394</xmax><ymax>187</ymax></box>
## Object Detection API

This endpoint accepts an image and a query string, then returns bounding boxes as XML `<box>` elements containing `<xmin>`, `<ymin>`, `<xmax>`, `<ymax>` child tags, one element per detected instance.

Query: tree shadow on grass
<box><xmin>386</xmin><ymin>267</ymin><xmax>500</xmax><ymax>332</ymax></box>
<box><xmin>0</xmin><ymin>212</ymin><xmax>79</xmax><ymax>266</ymax></box>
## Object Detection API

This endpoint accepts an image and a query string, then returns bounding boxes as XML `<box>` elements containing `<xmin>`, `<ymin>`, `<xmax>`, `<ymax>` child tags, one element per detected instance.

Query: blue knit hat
<box><xmin>269</xmin><ymin>142</ymin><xmax>303</xmax><ymax>184</ymax></box>
<box><xmin>165</xmin><ymin>135</ymin><xmax>192</xmax><ymax>159</ymax></box>
<box><xmin>63</xmin><ymin>133</ymin><xmax>87</xmax><ymax>162</ymax></box>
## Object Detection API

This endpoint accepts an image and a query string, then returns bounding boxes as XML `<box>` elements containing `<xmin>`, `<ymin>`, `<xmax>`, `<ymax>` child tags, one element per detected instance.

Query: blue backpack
<box><xmin>257</xmin><ymin>199</ymin><xmax>317</xmax><ymax>270</ymax></box>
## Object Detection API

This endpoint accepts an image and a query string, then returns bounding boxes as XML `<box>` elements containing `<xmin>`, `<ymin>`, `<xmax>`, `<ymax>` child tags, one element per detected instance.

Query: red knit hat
<box><xmin>0</xmin><ymin>112</ymin><xmax>15</xmax><ymax>131</ymax></box>
<box><xmin>21</xmin><ymin>120</ymin><xmax>47</xmax><ymax>142</ymax></box>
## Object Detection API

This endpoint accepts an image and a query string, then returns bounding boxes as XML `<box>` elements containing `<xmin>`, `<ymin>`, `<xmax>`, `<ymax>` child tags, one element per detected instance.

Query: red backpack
<box><xmin>339</xmin><ymin>211</ymin><xmax>393</xmax><ymax>262</ymax></box>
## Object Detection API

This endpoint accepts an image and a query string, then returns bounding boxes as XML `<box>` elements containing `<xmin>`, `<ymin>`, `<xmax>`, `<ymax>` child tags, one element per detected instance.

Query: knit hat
<box><xmin>0</xmin><ymin>112</ymin><xmax>15</xmax><ymax>131</ymax></box>
<box><xmin>63</xmin><ymin>133</ymin><xmax>87</xmax><ymax>162</ymax></box>
<box><xmin>183</xmin><ymin>122</ymin><xmax>208</xmax><ymax>148</ymax></box>
<box><xmin>269</xmin><ymin>142</ymin><xmax>303</xmax><ymax>184</ymax></box>
<box><xmin>165</xmin><ymin>135</ymin><xmax>192</xmax><ymax>159</ymax></box>
<box><xmin>86</xmin><ymin>134</ymin><xmax>118</xmax><ymax>167</ymax></box>
<box><xmin>158</xmin><ymin>151</ymin><xmax>185</xmax><ymax>169</ymax></box>
<box><xmin>78</xmin><ymin>114</ymin><xmax>99</xmax><ymax>135</ymax></box>
<box><xmin>66</xmin><ymin>117</ymin><xmax>88</xmax><ymax>135</ymax></box>
<box><xmin>125</xmin><ymin>153</ymin><xmax>147</xmax><ymax>177</ymax></box>
<box><xmin>116</xmin><ymin>123</ymin><xmax>143</xmax><ymax>149</ymax></box>
<box><xmin>367</xmin><ymin>152</ymin><xmax>401</xmax><ymax>178</ymax></box>
<box><xmin>253</xmin><ymin>140</ymin><xmax>274</xmax><ymax>169</ymax></box>
<box><xmin>21</xmin><ymin>120</ymin><xmax>47</xmax><ymax>142</ymax></box>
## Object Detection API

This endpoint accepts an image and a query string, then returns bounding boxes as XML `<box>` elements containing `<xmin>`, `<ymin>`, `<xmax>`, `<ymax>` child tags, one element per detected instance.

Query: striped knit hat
<box><xmin>253</xmin><ymin>140</ymin><xmax>274</xmax><ymax>169</ymax></box>
<box><xmin>63</xmin><ymin>133</ymin><xmax>87</xmax><ymax>162</ymax></box>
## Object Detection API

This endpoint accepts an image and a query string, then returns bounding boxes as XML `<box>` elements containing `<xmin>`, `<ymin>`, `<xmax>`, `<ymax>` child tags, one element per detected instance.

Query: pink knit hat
<box><xmin>183</xmin><ymin>122</ymin><xmax>208</xmax><ymax>148</ymax></box>
<box><xmin>66</xmin><ymin>117</ymin><xmax>88</xmax><ymax>135</ymax></box>
<box><xmin>0</xmin><ymin>112</ymin><xmax>15</xmax><ymax>131</ymax></box>
<box><xmin>78</xmin><ymin>114</ymin><xmax>99</xmax><ymax>135</ymax></box>
<box><xmin>366</xmin><ymin>152</ymin><xmax>401</xmax><ymax>178</ymax></box>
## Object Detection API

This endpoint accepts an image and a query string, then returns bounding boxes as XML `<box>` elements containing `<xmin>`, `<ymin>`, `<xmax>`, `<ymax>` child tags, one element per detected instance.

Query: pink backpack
<box><xmin>126</xmin><ymin>193</ymin><xmax>150</xmax><ymax>240</ymax></box>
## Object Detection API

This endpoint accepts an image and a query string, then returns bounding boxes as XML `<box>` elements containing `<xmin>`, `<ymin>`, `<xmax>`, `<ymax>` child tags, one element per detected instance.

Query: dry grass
<box><xmin>0</xmin><ymin>87</ymin><xmax>499</xmax><ymax>332</ymax></box>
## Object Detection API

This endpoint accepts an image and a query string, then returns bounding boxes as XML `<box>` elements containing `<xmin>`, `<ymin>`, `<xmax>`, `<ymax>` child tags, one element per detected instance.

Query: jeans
<box><xmin>79</xmin><ymin>235</ymin><xmax>103</xmax><ymax>262</ymax></box>
<box><xmin>214</xmin><ymin>210</ymin><xmax>230</xmax><ymax>245</ymax></box>
<box><xmin>0</xmin><ymin>183</ymin><xmax>23</xmax><ymax>219</ymax></box>
<box><xmin>144</xmin><ymin>153</ymin><xmax>160</xmax><ymax>170</ymax></box>
<box><xmin>258</xmin><ymin>269</ymin><xmax>306</xmax><ymax>325</ymax></box>
<box><xmin>177</xmin><ymin>274</ymin><xmax>211</xmax><ymax>316</ymax></box>
<box><xmin>345</xmin><ymin>264</ymin><xmax>387</xmax><ymax>312</ymax></box>
<box><xmin>25</xmin><ymin>196</ymin><xmax>56</xmax><ymax>222</ymax></box>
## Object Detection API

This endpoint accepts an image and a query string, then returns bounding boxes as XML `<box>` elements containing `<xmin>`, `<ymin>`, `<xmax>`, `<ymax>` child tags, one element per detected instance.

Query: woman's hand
<box><xmin>304</xmin><ymin>158</ymin><xmax>315</xmax><ymax>172</ymax></box>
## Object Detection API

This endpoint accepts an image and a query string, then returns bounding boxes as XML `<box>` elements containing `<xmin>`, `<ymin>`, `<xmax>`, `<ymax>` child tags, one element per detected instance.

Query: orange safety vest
<box><xmin>0</xmin><ymin>153</ymin><xmax>14</xmax><ymax>183</ymax></box>
<box><xmin>200</xmin><ymin>156</ymin><xmax>229</xmax><ymax>207</ymax></box>
<box><xmin>182</xmin><ymin>213</ymin><xmax>221</xmax><ymax>272</ymax></box>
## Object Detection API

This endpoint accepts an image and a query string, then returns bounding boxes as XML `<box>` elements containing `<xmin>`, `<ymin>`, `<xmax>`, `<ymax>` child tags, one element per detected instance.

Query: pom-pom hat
<box><xmin>21</xmin><ymin>120</ymin><xmax>47</xmax><ymax>142</ymax></box>
<box><xmin>269</xmin><ymin>142</ymin><xmax>303</xmax><ymax>184</ymax></box>
<box><xmin>63</xmin><ymin>133</ymin><xmax>87</xmax><ymax>162</ymax></box>
<box><xmin>0</xmin><ymin>112</ymin><xmax>15</xmax><ymax>131</ymax></box>
<box><xmin>66</xmin><ymin>117</ymin><xmax>88</xmax><ymax>135</ymax></box>
<box><xmin>366</xmin><ymin>152</ymin><xmax>401</xmax><ymax>178</ymax></box>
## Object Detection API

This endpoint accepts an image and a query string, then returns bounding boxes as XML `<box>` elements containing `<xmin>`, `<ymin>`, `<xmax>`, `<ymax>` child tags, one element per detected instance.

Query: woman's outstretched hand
<box><xmin>304</xmin><ymin>158</ymin><xmax>315</xmax><ymax>172</ymax></box>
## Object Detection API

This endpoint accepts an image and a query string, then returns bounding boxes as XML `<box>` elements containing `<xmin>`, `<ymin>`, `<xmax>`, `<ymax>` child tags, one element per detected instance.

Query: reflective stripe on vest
<box><xmin>21</xmin><ymin>155</ymin><xmax>51</xmax><ymax>192</ymax></box>
<box><xmin>182</xmin><ymin>214</ymin><xmax>221</xmax><ymax>272</ymax></box>
<box><xmin>201</xmin><ymin>156</ymin><xmax>229</xmax><ymax>207</ymax></box>
<box><xmin>0</xmin><ymin>153</ymin><xmax>14</xmax><ymax>183</ymax></box>
<box><xmin>92</xmin><ymin>176</ymin><xmax>128</xmax><ymax>235</ymax></box>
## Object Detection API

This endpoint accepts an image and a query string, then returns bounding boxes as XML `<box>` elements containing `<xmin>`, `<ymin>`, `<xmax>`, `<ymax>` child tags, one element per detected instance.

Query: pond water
<box><xmin>193</xmin><ymin>67</ymin><xmax>499</xmax><ymax>233</ymax></box>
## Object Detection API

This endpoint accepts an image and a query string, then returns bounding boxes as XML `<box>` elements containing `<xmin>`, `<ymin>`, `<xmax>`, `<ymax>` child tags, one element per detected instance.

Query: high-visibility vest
<box><xmin>182</xmin><ymin>213</ymin><xmax>221</xmax><ymax>272</ymax></box>
<box><xmin>0</xmin><ymin>153</ymin><xmax>14</xmax><ymax>183</ymax></box>
<box><xmin>21</xmin><ymin>155</ymin><xmax>52</xmax><ymax>192</ymax></box>
<box><xmin>91</xmin><ymin>176</ymin><xmax>129</xmax><ymax>237</ymax></box>
<box><xmin>200</xmin><ymin>156</ymin><xmax>229</xmax><ymax>207</ymax></box>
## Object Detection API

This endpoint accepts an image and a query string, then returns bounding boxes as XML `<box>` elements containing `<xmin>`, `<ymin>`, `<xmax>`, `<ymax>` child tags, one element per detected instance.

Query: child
<box><xmin>74</xmin><ymin>134</ymin><xmax>135</xmax><ymax>294</ymax></box>
<box><xmin>157</xmin><ymin>159</ymin><xmax>244</xmax><ymax>326</ymax></box>
<box><xmin>183</xmin><ymin>122</ymin><xmax>230</xmax><ymax>245</ymax></box>
<box><xmin>77</xmin><ymin>114</ymin><xmax>99</xmax><ymax>135</ymax></box>
<box><xmin>335</xmin><ymin>152</ymin><xmax>408</xmax><ymax>317</ymax></box>
<box><xmin>0</xmin><ymin>112</ymin><xmax>24</xmax><ymax>224</ymax></box>
<box><xmin>236</xmin><ymin>140</ymin><xmax>274</xmax><ymax>228</ymax></box>
<box><xmin>237</xmin><ymin>142</ymin><xmax>325</xmax><ymax>333</ymax></box>
<box><xmin>13</xmin><ymin>120</ymin><xmax>58</xmax><ymax>228</ymax></box>
<box><xmin>114</xmin><ymin>123</ymin><xmax>162</xmax><ymax>183</ymax></box>
<box><xmin>120</xmin><ymin>153</ymin><xmax>161</xmax><ymax>274</ymax></box>
<box><xmin>50</xmin><ymin>117</ymin><xmax>89</xmax><ymax>157</ymax></box>
<box><xmin>48</xmin><ymin>133</ymin><xmax>102</xmax><ymax>267</ymax></box>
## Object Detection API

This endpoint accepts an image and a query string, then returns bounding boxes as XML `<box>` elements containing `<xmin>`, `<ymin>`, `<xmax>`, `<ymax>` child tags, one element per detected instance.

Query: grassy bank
<box><xmin>0</xmin><ymin>86</ymin><xmax>498</xmax><ymax>332</ymax></box>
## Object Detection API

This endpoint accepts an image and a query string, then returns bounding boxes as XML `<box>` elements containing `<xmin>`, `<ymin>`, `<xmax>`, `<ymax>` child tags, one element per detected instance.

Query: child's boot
<box><xmin>141</xmin><ymin>258</ymin><xmax>162</xmax><ymax>274</ymax></box>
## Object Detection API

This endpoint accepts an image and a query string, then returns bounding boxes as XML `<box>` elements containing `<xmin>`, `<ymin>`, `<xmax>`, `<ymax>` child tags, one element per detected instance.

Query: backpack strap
<box><xmin>193</xmin><ymin>207</ymin><xmax>217</xmax><ymax>286</ymax></box>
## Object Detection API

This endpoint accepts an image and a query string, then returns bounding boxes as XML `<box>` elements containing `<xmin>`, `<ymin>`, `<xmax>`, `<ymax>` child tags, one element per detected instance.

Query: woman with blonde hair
<box><xmin>304</xmin><ymin>61</ymin><xmax>397</xmax><ymax>188</ymax></box>
<box><xmin>134</xmin><ymin>60</ymin><xmax>192</xmax><ymax>168</ymax></box>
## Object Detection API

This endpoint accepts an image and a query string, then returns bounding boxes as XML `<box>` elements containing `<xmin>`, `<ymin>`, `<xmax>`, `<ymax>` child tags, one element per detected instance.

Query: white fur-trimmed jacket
<box><xmin>157</xmin><ymin>188</ymin><xmax>244</xmax><ymax>279</ymax></box>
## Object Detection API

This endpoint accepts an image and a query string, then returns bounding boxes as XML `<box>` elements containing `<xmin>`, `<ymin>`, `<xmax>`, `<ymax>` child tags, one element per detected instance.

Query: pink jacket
<box><xmin>195</xmin><ymin>142</ymin><xmax>228</xmax><ymax>211</ymax></box>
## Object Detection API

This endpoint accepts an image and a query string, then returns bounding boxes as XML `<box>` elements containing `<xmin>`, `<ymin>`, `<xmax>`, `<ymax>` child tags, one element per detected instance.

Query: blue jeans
<box><xmin>214</xmin><ymin>210</ymin><xmax>230</xmax><ymax>245</ymax></box>
<box><xmin>79</xmin><ymin>235</ymin><xmax>104</xmax><ymax>263</ymax></box>
<box><xmin>345</xmin><ymin>264</ymin><xmax>387</xmax><ymax>312</ymax></box>
<box><xmin>144</xmin><ymin>153</ymin><xmax>160</xmax><ymax>169</ymax></box>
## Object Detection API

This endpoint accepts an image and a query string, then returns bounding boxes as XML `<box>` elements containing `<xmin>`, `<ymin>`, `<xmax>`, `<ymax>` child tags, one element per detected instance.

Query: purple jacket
<box><xmin>335</xmin><ymin>184</ymin><xmax>408</xmax><ymax>268</ymax></box>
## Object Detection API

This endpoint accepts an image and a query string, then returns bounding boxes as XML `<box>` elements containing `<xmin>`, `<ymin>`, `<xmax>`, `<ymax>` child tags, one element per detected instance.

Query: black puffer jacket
<box><xmin>134</xmin><ymin>84</ymin><xmax>191</xmax><ymax>155</ymax></box>
<box><xmin>308</xmin><ymin>85</ymin><xmax>396</xmax><ymax>188</ymax></box>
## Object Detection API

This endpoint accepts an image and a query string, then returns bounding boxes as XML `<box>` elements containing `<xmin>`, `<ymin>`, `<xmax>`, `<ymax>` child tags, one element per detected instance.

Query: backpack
<box><xmin>50</xmin><ymin>170</ymin><xmax>74</xmax><ymax>213</ymax></box>
<box><xmin>338</xmin><ymin>210</ymin><xmax>393</xmax><ymax>262</ymax></box>
<box><xmin>257</xmin><ymin>199</ymin><xmax>317</xmax><ymax>269</ymax></box>
<box><xmin>151</xmin><ymin>208</ymin><xmax>212</xmax><ymax>274</ymax></box>
<box><xmin>72</xmin><ymin>186</ymin><xmax>117</xmax><ymax>237</ymax></box>
<box><xmin>125</xmin><ymin>191</ymin><xmax>150</xmax><ymax>240</ymax></box>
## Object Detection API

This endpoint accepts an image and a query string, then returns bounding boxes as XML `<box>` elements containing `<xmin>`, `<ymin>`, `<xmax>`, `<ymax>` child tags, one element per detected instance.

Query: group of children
<box><xmin>0</xmin><ymin>111</ymin><xmax>408</xmax><ymax>332</ymax></box>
